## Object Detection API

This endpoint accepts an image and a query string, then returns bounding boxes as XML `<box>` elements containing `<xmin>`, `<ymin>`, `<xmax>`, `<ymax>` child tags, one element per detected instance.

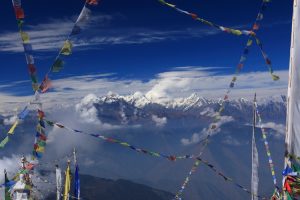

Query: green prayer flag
<box><xmin>0</xmin><ymin>136</ymin><xmax>9</xmax><ymax>148</ymax></box>
<box><xmin>52</xmin><ymin>58</ymin><xmax>64</xmax><ymax>72</ymax></box>
<box><xmin>292</xmin><ymin>163</ymin><xmax>300</xmax><ymax>172</ymax></box>
<box><xmin>230</xmin><ymin>29</ymin><xmax>242</xmax><ymax>36</ymax></box>
<box><xmin>38</xmin><ymin>140</ymin><xmax>46</xmax><ymax>147</ymax></box>
<box><xmin>31</xmin><ymin>75</ymin><xmax>38</xmax><ymax>83</ymax></box>
<box><xmin>272</xmin><ymin>74</ymin><xmax>280</xmax><ymax>81</ymax></box>
<box><xmin>286</xmin><ymin>192</ymin><xmax>293</xmax><ymax>200</ymax></box>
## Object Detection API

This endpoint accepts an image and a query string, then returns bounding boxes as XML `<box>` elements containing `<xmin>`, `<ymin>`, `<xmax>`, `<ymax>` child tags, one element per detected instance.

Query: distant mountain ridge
<box><xmin>76</xmin><ymin>93</ymin><xmax>286</xmax><ymax>126</ymax></box>
<box><xmin>46</xmin><ymin>174</ymin><xmax>174</xmax><ymax>200</ymax></box>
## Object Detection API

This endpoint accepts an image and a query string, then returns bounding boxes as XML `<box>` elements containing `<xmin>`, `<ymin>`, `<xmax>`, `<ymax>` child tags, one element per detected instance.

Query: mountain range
<box><xmin>0</xmin><ymin>93</ymin><xmax>287</xmax><ymax>199</ymax></box>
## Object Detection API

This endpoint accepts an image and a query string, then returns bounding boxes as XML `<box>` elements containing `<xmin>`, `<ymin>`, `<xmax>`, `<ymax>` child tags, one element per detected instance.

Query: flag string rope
<box><xmin>0</xmin><ymin>0</ymin><xmax>100</xmax><ymax>149</ymax></box>
<box><xmin>158</xmin><ymin>0</ymin><xmax>279</xmax><ymax>81</ymax></box>
<box><xmin>169</xmin><ymin>0</ymin><xmax>278</xmax><ymax>198</ymax></box>
<box><xmin>40</xmin><ymin>118</ymin><xmax>268</xmax><ymax>199</ymax></box>
<box><xmin>254</xmin><ymin>101</ymin><xmax>278</xmax><ymax>188</ymax></box>
<box><xmin>0</xmin><ymin>128</ymin><xmax>269</xmax><ymax>199</ymax></box>
<box><xmin>44</xmin><ymin>119</ymin><xmax>193</xmax><ymax>161</ymax></box>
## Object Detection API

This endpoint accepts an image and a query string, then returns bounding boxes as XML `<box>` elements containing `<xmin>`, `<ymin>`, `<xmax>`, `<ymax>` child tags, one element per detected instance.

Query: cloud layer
<box><xmin>0</xmin><ymin>67</ymin><xmax>288</xmax><ymax>113</ymax></box>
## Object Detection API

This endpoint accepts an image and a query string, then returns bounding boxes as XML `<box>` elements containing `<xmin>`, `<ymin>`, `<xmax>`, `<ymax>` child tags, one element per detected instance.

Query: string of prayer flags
<box><xmin>42</xmin><ymin>119</ymin><xmax>267</xmax><ymax>199</ymax></box>
<box><xmin>0</xmin><ymin>106</ymin><xmax>30</xmax><ymax>148</ymax></box>
<box><xmin>2</xmin><ymin>0</ymin><xmax>102</xmax><ymax>140</ymax></box>
<box><xmin>11</xmin><ymin>0</ymin><xmax>40</xmax><ymax>92</ymax></box>
<box><xmin>173</xmin><ymin>131</ymin><xmax>212</xmax><ymax>200</ymax></box>
<box><xmin>254</xmin><ymin>101</ymin><xmax>278</xmax><ymax>188</ymax></box>
<box><xmin>173</xmin><ymin>0</ymin><xmax>275</xmax><ymax>197</ymax></box>
<box><xmin>195</xmin><ymin>157</ymin><xmax>267</xmax><ymax>199</ymax></box>
<box><xmin>44</xmin><ymin>119</ymin><xmax>183</xmax><ymax>161</ymax></box>
<box><xmin>254</xmin><ymin>37</ymin><xmax>280</xmax><ymax>81</ymax></box>
<box><xmin>33</xmin><ymin>110</ymin><xmax>47</xmax><ymax>159</ymax></box>
<box><xmin>174</xmin><ymin>160</ymin><xmax>200</xmax><ymax>200</ymax></box>
<box><xmin>50</xmin><ymin>1</ymin><xmax>99</xmax><ymax>73</ymax></box>
<box><xmin>158</xmin><ymin>0</ymin><xmax>256</xmax><ymax>37</ymax></box>
<box><xmin>158</xmin><ymin>0</ymin><xmax>279</xmax><ymax>83</ymax></box>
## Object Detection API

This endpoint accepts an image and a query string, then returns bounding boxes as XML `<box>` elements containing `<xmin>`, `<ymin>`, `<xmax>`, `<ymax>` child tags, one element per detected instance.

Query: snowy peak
<box><xmin>88</xmin><ymin>92</ymin><xmax>286</xmax><ymax>111</ymax></box>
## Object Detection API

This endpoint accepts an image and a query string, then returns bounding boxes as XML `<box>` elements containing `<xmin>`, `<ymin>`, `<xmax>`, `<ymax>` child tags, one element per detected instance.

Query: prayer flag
<box><xmin>8</xmin><ymin>120</ymin><xmax>18</xmax><ymax>134</ymax></box>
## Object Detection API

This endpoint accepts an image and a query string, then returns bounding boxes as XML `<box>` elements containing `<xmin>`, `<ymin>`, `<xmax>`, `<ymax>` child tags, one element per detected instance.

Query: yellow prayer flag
<box><xmin>64</xmin><ymin>162</ymin><xmax>71</xmax><ymax>200</ymax></box>
<box><xmin>247</xmin><ymin>39</ymin><xmax>253</xmax><ymax>47</ymax></box>
<box><xmin>36</xmin><ymin>146</ymin><xmax>45</xmax><ymax>153</ymax></box>
<box><xmin>61</xmin><ymin>40</ymin><xmax>73</xmax><ymax>56</ymax></box>
<box><xmin>8</xmin><ymin>120</ymin><xmax>19</xmax><ymax>134</ymax></box>
<box><xmin>20</xmin><ymin>32</ymin><xmax>30</xmax><ymax>43</ymax></box>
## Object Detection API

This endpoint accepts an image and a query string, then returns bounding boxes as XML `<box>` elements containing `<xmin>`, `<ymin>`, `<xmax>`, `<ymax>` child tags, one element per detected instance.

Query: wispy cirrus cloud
<box><xmin>0</xmin><ymin>12</ymin><xmax>245</xmax><ymax>53</ymax></box>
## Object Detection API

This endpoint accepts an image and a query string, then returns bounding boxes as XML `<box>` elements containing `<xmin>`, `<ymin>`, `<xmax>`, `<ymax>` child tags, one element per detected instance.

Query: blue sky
<box><xmin>0</xmin><ymin>0</ymin><xmax>294</xmax><ymax>101</ymax></box>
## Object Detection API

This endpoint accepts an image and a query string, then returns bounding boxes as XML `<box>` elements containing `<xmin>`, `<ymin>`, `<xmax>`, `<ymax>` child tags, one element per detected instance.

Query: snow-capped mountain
<box><xmin>0</xmin><ymin>93</ymin><xmax>287</xmax><ymax>200</ymax></box>
<box><xmin>75</xmin><ymin>92</ymin><xmax>286</xmax><ymax>126</ymax></box>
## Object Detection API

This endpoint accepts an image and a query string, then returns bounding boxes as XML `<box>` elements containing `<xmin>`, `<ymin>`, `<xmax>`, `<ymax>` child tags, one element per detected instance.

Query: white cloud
<box><xmin>0</xmin><ymin>14</ymin><xmax>114</xmax><ymax>53</ymax></box>
<box><xmin>75</xmin><ymin>93</ymin><xmax>100</xmax><ymax>124</ymax></box>
<box><xmin>0</xmin><ymin>13</ymin><xmax>249</xmax><ymax>53</ymax></box>
<box><xmin>0</xmin><ymin>155</ymin><xmax>24</xmax><ymax>182</ymax></box>
<box><xmin>3</xmin><ymin>115</ymin><xmax>18</xmax><ymax>125</ymax></box>
<box><xmin>181</xmin><ymin>115</ymin><xmax>234</xmax><ymax>146</ymax></box>
<box><xmin>260</xmin><ymin>122</ymin><xmax>285</xmax><ymax>138</ymax></box>
<box><xmin>151</xmin><ymin>115</ymin><xmax>167</xmax><ymax>127</ymax></box>
<box><xmin>181</xmin><ymin>133</ymin><xmax>202</xmax><ymax>146</ymax></box>
<box><xmin>0</xmin><ymin>68</ymin><xmax>289</xmax><ymax>113</ymax></box>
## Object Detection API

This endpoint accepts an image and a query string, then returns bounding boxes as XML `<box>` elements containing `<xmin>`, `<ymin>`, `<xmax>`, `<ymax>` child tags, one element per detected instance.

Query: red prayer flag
<box><xmin>39</xmin><ymin>133</ymin><xmax>47</xmax><ymax>141</ymax></box>
<box><xmin>190</xmin><ymin>13</ymin><xmax>198</xmax><ymax>19</ymax></box>
<box><xmin>238</xmin><ymin>63</ymin><xmax>244</xmax><ymax>69</ymax></box>
<box><xmin>86</xmin><ymin>0</ymin><xmax>98</xmax><ymax>5</ymax></box>
<box><xmin>253</xmin><ymin>23</ymin><xmax>260</xmax><ymax>31</ymax></box>
<box><xmin>285</xmin><ymin>181</ymin><xmax>292</xmax><ymax>193</ymax></box>
<box><xmin>14</xmin><ymin>6</ymin><xmax>24</xmax><ymax>19</ymax></box>
<box><xmin>25</xmin><ymin>163</ymin><xmax>35</xmax><ymax>170</ymax></box>
<box><xmin>28</xmin><ymin>64</ymin><xmax>36</xmax><ymax>74</ymax></box>
<box><xmin>34</xmin><ymin>143</ymin><xmax>38</xmax><ymax>150</ymax></box>
<box><xmin>266</xmin><ymin>58</ymin><xmax>272</xmax><ymax>65</ymax></box>
<box><xmin>38</xmin><ymin>110</ymin><xmax>45</xmax><ymax>119</ymax></box>
<box><xmin>40</xmin><ymin>76</ymin><xmax>52</xmax><ymax>93</ymax></box>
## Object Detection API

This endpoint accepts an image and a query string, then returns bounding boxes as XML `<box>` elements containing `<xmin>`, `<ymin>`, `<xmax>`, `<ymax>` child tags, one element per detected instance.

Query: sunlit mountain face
<box><xmin>0</xmin><ymin>93</ymin><xmax>286</xmax><ymax>199</ymax></box>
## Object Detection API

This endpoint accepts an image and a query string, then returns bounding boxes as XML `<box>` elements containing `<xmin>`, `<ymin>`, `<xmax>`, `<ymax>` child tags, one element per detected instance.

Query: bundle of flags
<box><xmin>58</xmin><ymin>159</ymin><xmax>80</xmax><ymax>200</ymax></box>
<box><xmin>33</xmin><ymin>110</ymin><xmax>47</xmax><ymax>159</ymax></box>
<box><xmin>12</xmin><ymin>0</ymin><xmax>39</xmax><ymax>92</ymax></box>
<box><xmin>282</xmin><ymin>163</ymin><xmax>300</xmax><ymax>199</ymax></box>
